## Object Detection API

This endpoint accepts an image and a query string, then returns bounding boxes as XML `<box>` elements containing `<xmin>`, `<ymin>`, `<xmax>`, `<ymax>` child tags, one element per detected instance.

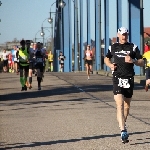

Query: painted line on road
<box><xmin>52</xmin><ymin>73</ymin><xmax>150</xmax><ymax>127</ymax></box>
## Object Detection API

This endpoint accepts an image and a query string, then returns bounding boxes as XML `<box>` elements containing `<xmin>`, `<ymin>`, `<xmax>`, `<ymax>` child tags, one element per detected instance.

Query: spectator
<box><xmin>2</xmin><ymin>49</ymin><xmax>8</xmax><ymax>72</ymax></box>
<box><xmin>144</xmin><ymin>41</ymin><xmax>150</xmax><ymax>53</ymax></box>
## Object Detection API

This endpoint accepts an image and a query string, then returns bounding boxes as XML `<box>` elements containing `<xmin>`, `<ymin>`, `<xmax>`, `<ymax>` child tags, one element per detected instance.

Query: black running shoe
<box><xmin>24</xmin><ymin>85</ymin><xmax>27</xmax><ymax>91</ymax></box>
<box><xmin>21</xmin><ymin>87</ymin><xmax>25</xmax><ymax>91</ymax></box>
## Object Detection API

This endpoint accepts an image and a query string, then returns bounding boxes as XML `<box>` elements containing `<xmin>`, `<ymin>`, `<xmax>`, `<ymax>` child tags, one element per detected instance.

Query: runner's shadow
<box><xmin>1</xmin><ymin>131</ymin><xmax>150</xmax><ymax>150</ymax></box>
<box><xmin>0</xmin><ymin>97</ymin><xmax>92</xmax><ymax>109</ymax></box>
<box><xmin>0</xmin><ymin>83</ymin><xmax>114</xmax><ymax>102</ymax></box>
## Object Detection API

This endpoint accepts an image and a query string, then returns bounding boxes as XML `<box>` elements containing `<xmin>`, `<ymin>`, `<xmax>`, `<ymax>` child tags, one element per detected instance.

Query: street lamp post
<box><xmin>48</xmin><ymin>0</ymin><xmax>65</xmax><ymax>53</ymax></box>
<box><xmin>45</xmin><ymin>35</ymin><xmax>51</xmax><ymax>49</ymax></box>
<box><xmin>35</xmin><ymin>30</ymin><xmax>41</xmax><ymax>42</ymax></box>
<box><xmin>40</xmin><ymin>27</ymin><xmax>45</xmax><ymax>45</ymax></box>
<box><xmin>140</xmin><ymin>0</ymin><xmax>144</xmax><ymax>76</ymax></box>
<box><xmin>48</xmin><ymin>15</ymin><xmax>54</xmax><ymax>54</ymax></box>
<box><xmin>40</xmin><ymin>28</ymin><xmax>50</xmax><ymax>45</ymax></box>
<box><xmin>40</xmin><ymin>18</ymin><xmax>51</xmax><ymax>46</ymax></box>
<box><xmin>72</xmin><ymin>0</ymin><xmax>79</xmax><ymax>72</ymax></box>
<box><xmin>49</xmin><ymin>0</ymin><xmax>66</xmax><ymax>72</ymax></box>
<box><xmin>35</xmin><ymin>28</ymin><xmax>50</xmax><ymax>45</ymax></box>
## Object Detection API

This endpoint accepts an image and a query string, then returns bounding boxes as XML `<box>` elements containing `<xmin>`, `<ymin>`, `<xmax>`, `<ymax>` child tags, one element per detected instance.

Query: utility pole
<box><xmin>50</xmin><ymin>18</ymin><xmax>54</xmax><ymax>54</ymax></box>
<box><xmin>140</xmin><ymin>0</ymin><xmax>144</xmax><ymax>76</ymax></box>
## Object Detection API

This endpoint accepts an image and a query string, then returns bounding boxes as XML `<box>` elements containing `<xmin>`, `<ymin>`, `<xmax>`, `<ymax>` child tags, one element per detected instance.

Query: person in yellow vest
<box><xmin>143</xmin><ymin>41</ymin><xmax>150</xmax><ymax>92</ymax></box>
<box><xmin>48</xmin><ymin>50</ymin><xmax>53</xmax><ymax>72</ymax></box>
<box><xmin>19</xmin><ymin>40</ymin><xmax>29</xmax><ymax>91</ymax></box>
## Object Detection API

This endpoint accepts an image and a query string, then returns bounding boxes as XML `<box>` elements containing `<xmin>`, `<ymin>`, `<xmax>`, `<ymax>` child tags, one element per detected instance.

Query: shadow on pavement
<box><xmin>0</xmin><ymin>84</ymin><xmax>113</xmax><ymax>102</ymax></box>
<box><xmin>0</xmin><ymin>83</ymin><xmax>145</xmax><ymax>102</ymax></box>
<box><xmin>0</xmin><ymin>97</ymin><xmax>92</xmax><ymax>108</ymax></box>
<box><xmin>1</xmin><ymin>131</ymin><xmax>150</xmax><ymax>149</ymax></box>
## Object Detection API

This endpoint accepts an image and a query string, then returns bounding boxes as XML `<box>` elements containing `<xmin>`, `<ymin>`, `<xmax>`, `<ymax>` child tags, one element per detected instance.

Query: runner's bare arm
<box><xmin>104</xmin><ymin>48</ymin><xmax>113</xmax><ymax>68</ymax></box>
<box><xmin>134</xmin><ymin>59</ymin><xmax>144</xmax><ymax>67</ymax></box>
<box><xmin>83</xmin><ymin>51</ymin><xmax>86</xmax><ymax>59</ymax></box>
<box><xmin>134</xmin><ymin>46</ymin><xmax>144</xmax><ymax>67</ymax></box>
<box><xmin>104</xmin><ymin>57</ymin><xmax>112</xmax><ymax>68</ymax></box>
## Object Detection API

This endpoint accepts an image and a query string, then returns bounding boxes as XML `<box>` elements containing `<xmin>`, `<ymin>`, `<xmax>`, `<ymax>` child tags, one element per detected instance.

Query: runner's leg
<box><xmin>124</xmin><ymin>98</ymin><xmax>131</xmax><ymax>123</ymax></box>
<box><xmin>37</xmin><ymin>66</ymin><xmax>42</xmax><ymax>90</ymax></box>
<box><xmin>24</xmin><ymin>66</ymin><xmax>29</xmax><ymax>91</ymax></box>
<box><xmin>19</xmin><ymin>65</ymin><xmax>25</xmax><ymax>91</ymax></box>
<box><xmin>114</xmin><ymin>94</ymin><xmax>125</xmax><ymax>131</ymax></box>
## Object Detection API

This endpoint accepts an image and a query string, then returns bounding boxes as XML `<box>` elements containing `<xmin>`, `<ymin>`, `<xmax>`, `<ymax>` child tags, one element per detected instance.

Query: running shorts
<box><xmin>3</xmin><ymin>60</ymin><xmax>8</xmax><ymax>67</ymax></box>
<box><xmin>19</xmin><ymin>65</ymin><xmax>29</xmax><ymax>72</ymax></box>
<box><xmin>113</xmin><ymin>76</ymin><xmax>134</xmax><ymax>98</ymax></box>
<box><xmin>35</xmin><ymin>64</ymin><xmax>43</xmax><ymax>72</ymax></box>
<box><xmin>85</xmin><ymin>59</ymin><xmax>93</xmax><ymax>66</ymax></box>
<box><xmin>29</xmin><ymin>62</ymin><xmax>34</xmax><ymax>70</ymax></box>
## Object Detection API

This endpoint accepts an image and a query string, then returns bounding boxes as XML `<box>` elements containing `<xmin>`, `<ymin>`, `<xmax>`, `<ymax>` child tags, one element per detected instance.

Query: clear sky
<box><xmin>0</xmin><ymin>0</ymin><xmax>149</xmax><ymax>44</ymax></box>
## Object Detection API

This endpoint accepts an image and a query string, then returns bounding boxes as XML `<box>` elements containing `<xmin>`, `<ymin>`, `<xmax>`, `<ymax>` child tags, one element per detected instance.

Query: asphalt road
<box><xmin>0</xmin><ymin>72</ymin><xmax>150</xmax><ymax>150</ymax></box>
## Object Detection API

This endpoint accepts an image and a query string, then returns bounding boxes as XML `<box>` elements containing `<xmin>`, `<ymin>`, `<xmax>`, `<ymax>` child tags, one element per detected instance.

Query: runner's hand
<box><xmin>109</xmin><ymin>63</ymin><xmax>117</xmax><ymax>71</ymax></box>
<box><xmin>125</xmin><ymin>53</ymin><xmax>133</xmax><ymax>63</ymax></box>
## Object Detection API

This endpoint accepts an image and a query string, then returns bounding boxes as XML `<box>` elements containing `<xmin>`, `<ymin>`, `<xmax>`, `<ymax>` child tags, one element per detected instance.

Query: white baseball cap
<box><xmin>118</xmin><ymin>27</ymin><xmax>129</xmax><ymax>35</ymax></box>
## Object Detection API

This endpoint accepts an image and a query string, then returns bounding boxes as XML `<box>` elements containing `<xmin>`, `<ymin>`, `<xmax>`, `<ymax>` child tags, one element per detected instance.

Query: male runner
<box><xmin>26</xmin><ymin>40</ymin><xmax>34</xmax><ymax>89</ymax></box>
<box><xmin>34</xmin><ymin>42</ymin><xmax>47</xmax><ymax>90</ymax></box>
<box><xmin>19</xmin><ymin>40</ymin><xmax>29</xmax><ymax>91</ymax></box>
<box><xmin>104</xmin><ymin>27</ymin><xmax>144</xmax><ymax>143</ymax></box>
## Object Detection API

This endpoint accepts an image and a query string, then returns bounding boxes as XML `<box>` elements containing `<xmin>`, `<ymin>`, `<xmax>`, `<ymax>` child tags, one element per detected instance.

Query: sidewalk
<box><xmin>0</xmin><ymin>72</ymin><xmax>150</xmax><ymax>150</ymax></box>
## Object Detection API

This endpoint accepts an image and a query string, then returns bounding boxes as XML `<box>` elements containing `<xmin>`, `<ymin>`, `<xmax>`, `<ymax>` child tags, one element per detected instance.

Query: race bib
<box><xmin>8</xmin><ymin>61</ymin><xmax>11</xmax><ymax>64</ymax></box>
<box><xmin>118</xmin><ymin>78</ymin><xmax>130</xmax><ymax>88</ymax></box>
<box><xmin>14</xmin><ymin>58</ymin><xmax>17</xmax><ymax>61</ymax></box>
<box><xmin>36</xmin><ymin>58</ymin><xmax>43</xmax><ymax>63</ymax></box>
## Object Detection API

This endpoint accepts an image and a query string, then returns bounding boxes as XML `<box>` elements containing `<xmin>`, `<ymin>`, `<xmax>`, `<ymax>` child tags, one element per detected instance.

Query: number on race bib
<box><xmin>118</xmin><ymin>78</ymin><xmax>130</xmax><ymax>88</ymax></box>
<box><xmin>14</xmin><ymin>58</ymin><xmax>17</xmax><ymax>61</ymax></box>
<box><xmin>36</xmin><ymin>58</ymin><xmax>43</xmax><ymax>63</ymax></box>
